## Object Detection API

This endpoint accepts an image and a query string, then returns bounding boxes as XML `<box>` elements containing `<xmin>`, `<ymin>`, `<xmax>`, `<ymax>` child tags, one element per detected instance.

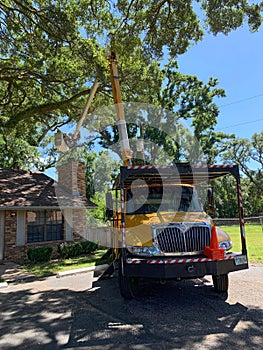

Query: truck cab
<box><xmin>108</xmin><ymin>164</ymin><xmax>248</xmax><ymax>299</ymax></box>
<box><xmin>123</xmin><ymin>183</ymin><xmax>231</xmax><ymax>255</ymax></box>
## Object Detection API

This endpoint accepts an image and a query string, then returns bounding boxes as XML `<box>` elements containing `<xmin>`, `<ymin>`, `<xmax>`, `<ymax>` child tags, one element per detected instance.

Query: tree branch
<box><xmin>5</xmin><ymin>87</ymin><xmax>100</xmax><ymax>127</ymax></box>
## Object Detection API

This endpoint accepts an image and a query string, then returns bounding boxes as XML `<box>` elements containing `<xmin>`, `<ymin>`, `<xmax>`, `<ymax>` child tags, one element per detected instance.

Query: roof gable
<box><xmin>0</xmin><ymin>168</ymin><xmax>96</xmax><ymax>209</ymax></box>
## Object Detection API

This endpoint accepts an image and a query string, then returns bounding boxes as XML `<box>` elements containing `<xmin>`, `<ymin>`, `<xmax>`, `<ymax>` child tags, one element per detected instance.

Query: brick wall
<box><xmin>4</xmin><ymin>240</ymin><xmax>62</xmax><ymax>262</ymax></box>
<box><xmin>57</xmin><ymin>158</ymin><xmax>86</xmax><ymax>197</ymax></box>
<box><xmin>2</xmin><ymin>211</ymin><xmax>64</xmax><ymax>262</ymax></box>
<box><xmin>57</xmin><ymin>158</ymin><xmax>87</xmax><ymax>242</ymax></box>
<box><xmin>2</xmin><ymin>209</ymin><xmax>88</xmax><ymax>262</ymax></box>
<box><xmin>3</xmin><ymin>211</ymin><xmax>18</xmax><ymax>261</ymax></box>
<box><xmin>72</xmin><ymin>209</ymin><xmax>87</xmax><ymax>241</ymax></box>
<box><xmin>23</xmin><ymin>209</ymin><xmax>88</xmax><ymax>258</ymax></box>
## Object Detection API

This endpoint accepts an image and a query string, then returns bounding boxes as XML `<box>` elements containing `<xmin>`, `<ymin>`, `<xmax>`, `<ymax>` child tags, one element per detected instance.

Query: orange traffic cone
<box><xmin>210</xmin><ymin>226</ymin><xmax>219</xmax><ymax>249</ymax></box>
<box><xmin>204</xmin><ymin>226</ymin><xmax>225</xmax><ymax>260</ymax></box>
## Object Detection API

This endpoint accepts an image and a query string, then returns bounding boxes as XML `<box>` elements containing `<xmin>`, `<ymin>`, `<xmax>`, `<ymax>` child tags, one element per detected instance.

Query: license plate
<box><xmin>234</xmin><ymin>255</ymin><xmax>248</xmax><ymax>265</ymax></box>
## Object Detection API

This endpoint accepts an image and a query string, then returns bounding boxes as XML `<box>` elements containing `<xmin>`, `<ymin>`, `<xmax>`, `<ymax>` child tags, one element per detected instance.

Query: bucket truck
<box><xmin>105</xmin><ymin>53</ymin><xmax>249</xmax><ymax>299</ymax></box>
<box><xmin>55</xmin><ymin>52</ymin><xmax>249</xmax><ymax>299</ymax></box>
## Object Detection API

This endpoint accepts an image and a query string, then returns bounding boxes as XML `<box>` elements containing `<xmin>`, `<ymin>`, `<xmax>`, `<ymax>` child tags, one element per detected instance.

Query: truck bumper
<box><xmin>123</xmin><ymin>253</ymin><xmax>248</xmax><ymax>279</ymax></box>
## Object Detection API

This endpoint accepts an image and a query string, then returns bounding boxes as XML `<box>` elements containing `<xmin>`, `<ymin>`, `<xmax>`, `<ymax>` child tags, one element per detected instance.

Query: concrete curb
<box><xmin>0</xmin><ymin>282</ymin><xmax>8</xmax><ymax>289</ymax></box>
<box><xmin>56</xmin><ymin>264</ymin><xmax>109</xmax><ymax>278</ymax></box>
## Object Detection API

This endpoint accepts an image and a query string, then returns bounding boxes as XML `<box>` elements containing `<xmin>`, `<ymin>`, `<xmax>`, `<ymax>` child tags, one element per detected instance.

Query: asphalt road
<box><xmin>0</xmin><ymin>264</ymin><xmax>262</xmax><ymax>350</ymax></box>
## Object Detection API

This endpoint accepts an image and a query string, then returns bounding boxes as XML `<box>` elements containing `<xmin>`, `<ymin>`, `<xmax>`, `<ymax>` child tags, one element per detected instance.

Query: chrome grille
<box><xmin>153</xmin><ymin>223</ymin><xmax>211</xmax><ymax>254</ymax></box>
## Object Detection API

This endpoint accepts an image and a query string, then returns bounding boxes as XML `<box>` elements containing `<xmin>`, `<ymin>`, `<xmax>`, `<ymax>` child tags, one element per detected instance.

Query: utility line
<box><xmin>219</xmin><ymin>118</ymin><xmax>263</xmax><ymax>130</ymax></box>
<box><xmin>219</xmin><ymin>93</ymin><xmax>263</xmax><ymax>108</ymax></box>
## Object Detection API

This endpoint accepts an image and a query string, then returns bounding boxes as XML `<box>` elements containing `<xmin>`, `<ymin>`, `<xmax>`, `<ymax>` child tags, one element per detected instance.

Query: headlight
<box><xmin>216</xmin><ymin>227</ymin><xmax>232</xmax><ymax>251</ymax></box>
<box><xmin>219</xmin><ymin>240</ymin><xmax>232</xmax><ymax>251</ymax></box>
<box><xmin>216</xmin><ymin>227</ymin><xmax>232</xmax><ymax>250</ymax></box>
<box><xmin>127</xmin><ymin>243</ymin><xmax>163</xmax><ymax>256</ymax></box>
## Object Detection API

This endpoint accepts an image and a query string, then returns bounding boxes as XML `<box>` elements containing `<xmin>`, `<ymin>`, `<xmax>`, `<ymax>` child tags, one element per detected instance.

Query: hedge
<box><xmin>58</xmin><ymin>241</ymin><xmax>98</xmax><ymax>259</ymax></box>
<box><xmin>27</xmin><ymin>246</ymin><xmax>53</xmax><ymax>263</ymax></box>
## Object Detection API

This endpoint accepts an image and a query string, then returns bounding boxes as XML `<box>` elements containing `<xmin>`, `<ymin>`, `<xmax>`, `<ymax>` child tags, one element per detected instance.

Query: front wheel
<box><xmin>212</xmin><ymin>274</ymin><xmax>229</xmax><ymax>293</ymax></box>
<box><xmin>118</xmin><ymin>255</ymin><xmax>139</xmax><ymax>299</ymax></box>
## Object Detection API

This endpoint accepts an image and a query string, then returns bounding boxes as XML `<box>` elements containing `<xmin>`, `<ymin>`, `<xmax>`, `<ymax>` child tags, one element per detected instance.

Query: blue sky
<box><xmin>177</xmin><ymin>25</ymin><xmax>263</xmax><ymax>140</ymax></box>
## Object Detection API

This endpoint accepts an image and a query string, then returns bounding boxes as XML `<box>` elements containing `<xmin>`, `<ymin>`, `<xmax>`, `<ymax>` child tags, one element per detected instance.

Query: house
<box><xmin>0</xmin><ymin>159</ymin><xmax>97</xmax><ymax>262</ymax></box>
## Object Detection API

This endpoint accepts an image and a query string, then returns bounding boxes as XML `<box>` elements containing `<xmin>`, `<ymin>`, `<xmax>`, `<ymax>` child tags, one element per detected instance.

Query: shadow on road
<box><xmin>0</xmin><ymin>275</ymin><xmax>262</xmax><ymax>350</ymax></box>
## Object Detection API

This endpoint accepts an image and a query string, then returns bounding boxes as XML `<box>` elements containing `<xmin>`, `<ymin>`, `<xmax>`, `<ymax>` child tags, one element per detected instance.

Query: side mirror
<box><xmin>106</xmin><ymin>209</ymin><xmax>114</xmax><ymax>219</ymax></box>
<box><xmin>106</xmin><ymin>192</ymin><xmax>113</xmax><ymax>219</ymax></box>
<box><xmin>207</xmin><ymin>187</ymin><xmax>218</xmax><ymax>218</ymax></box>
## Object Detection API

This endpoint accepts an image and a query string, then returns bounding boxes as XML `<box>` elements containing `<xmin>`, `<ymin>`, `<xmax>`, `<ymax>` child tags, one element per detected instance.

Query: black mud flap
<box><xmin>97</xmin><ymin>261</ymin><xmax>116</xmax><ymax>280</ymax></box>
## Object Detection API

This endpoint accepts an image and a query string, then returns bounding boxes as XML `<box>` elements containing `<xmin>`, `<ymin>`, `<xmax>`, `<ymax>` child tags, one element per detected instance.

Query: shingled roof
<box><xmin>0</xmin><ymin>168</ymin><xmax>97</xmax><ymax>209</ymax></box>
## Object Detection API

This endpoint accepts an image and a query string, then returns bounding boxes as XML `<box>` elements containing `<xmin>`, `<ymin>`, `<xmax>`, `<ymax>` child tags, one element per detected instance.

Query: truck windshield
<box><xmin>126</xmin><ymin>185</ymin><xmax>202</xmax><ymax>215</ymax></box>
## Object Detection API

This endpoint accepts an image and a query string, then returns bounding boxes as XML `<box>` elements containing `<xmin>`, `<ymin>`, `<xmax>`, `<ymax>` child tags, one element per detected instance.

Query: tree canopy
<box><xmin>0</xmin><ymin>1</ymin><xmax>262</xmax><ymax>215</ymax></box>
<box><xmin>210</xmin><ymin>131</ymin><xmax>263</xmax><ymax>217</ymax></box>
<box><xmin>1</xmin><ymin>1</ymin><xmax>262</xmax><ymax>136</ymax></box>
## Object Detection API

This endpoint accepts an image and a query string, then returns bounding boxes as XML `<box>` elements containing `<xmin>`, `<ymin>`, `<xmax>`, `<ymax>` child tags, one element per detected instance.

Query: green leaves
<box><xmin>0</xmin><ymin>0</ymin><xmax>262</xmax><ymax>171</ymax></box>
<box><xmin>201</xmin><ymin>0</ymin><xmax>262</xmax><ymax>34</ymax></box>
<box><xmin>218</xmin><ymin>132</ymin><xmax>263</xmax><ymax>216</ymax></box>
<box><xmin>0</xmin><ymin>129</ymin><xmax>41</xmax><ymax>169</ymax></box>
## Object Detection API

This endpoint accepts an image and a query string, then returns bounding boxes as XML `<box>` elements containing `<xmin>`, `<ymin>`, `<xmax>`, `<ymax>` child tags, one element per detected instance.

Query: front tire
<box><xmin>118</xmin><ymin>255</ymin><xmax>139</xmax><ymax>299</ymax></box>
<box><xmin>212</xmin><ymin>274</ymin><xmax>229</xmax><ymax>293</ymax></box>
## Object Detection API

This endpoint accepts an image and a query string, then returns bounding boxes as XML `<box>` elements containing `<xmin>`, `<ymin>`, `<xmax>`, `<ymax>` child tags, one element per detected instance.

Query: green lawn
<box><xmin>22</xmin><ymin>249</ymin><xmax>110</xmax><ymax>277</ymax></box>
<box><xmin>219</xmin><ymin>224</ymin><xmax>263</xmax><ymax>264</ymax></box>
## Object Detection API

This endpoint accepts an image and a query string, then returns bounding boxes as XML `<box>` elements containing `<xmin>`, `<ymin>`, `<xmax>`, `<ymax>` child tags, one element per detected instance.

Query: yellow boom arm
<box><xmin>108</xmin><ymin>51</ymin><xmax>132</xmax><ymax>166</ymax></box>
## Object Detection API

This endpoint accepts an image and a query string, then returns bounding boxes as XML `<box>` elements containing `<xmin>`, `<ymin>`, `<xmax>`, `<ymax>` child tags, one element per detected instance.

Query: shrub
<box><xmin>58</xmin><ymin>242</ymin><xmax>83</xmax><ymax>258</ymax></box>
<box><xmin>81</xmin><ymin>241</ymin><xmax>98</xmax><ymax>254</ymax></box>
<box><xmin>27</xmin><ymin>246</ymin><xmax>53</xmax><ymax>263</ymax></box>
<box><xmin>58</xmin><ymin>241</ymin><xmax>99</xmax><ymax>258</ymax></box>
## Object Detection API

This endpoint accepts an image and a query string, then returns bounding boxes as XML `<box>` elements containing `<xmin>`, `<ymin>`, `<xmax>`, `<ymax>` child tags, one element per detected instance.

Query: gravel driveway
<box><xmin>0</xmin><ymin>263</ymin><xmax>262</xmax><ymax>350</ymax></box>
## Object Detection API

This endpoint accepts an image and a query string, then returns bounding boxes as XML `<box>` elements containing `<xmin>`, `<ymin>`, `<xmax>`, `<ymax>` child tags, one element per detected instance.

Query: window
<box><xmin>27</xmin><ymin>210</ymin><xmax>63</xmax><ymax>243</ymax></box>
<box><xmin>126</xmin><ymin>185</ymin><xmax>202</xmax><ymax>214</ymax></box>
